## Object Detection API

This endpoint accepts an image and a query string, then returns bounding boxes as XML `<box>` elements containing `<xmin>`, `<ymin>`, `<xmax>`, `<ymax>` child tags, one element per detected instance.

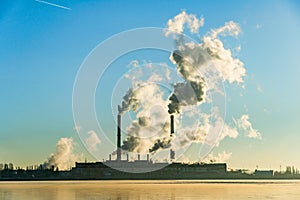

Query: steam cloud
<box><xmin>168</xmin><ymin>24</ymin><xmax>245</xmax><ymax>85</ymax></box>
<box><xmin>43</xmin><ymin>137</ymin><xmax>82</xmax><ymax>170</ymax></box>
<box><xmin>118</xmin><ymin>87</ymin><xmax>139</xmax><ymax>115</ymax></box>
<box><xmin>149</xmin><ymin>138</ymin><xmax>171</xmax><ymax>153</ymax></box>
<box><xmin>168</xmin><ymin>80</ymin><xmax>205</xmax><ymax>114</ymax></box>
<box><xmin>167</xmin><ymin>12</ymin><xmax>245</xmax><ymax>114</ymax></box>
<box><xmin>117</xmin><ymin>11</ymin><xmax>259</xmax><ymax>161</ymax></box>
<box><xmin>118</xmin><ymin>81</ymin><xmax>170</xmax><ymax>153</ymax></box>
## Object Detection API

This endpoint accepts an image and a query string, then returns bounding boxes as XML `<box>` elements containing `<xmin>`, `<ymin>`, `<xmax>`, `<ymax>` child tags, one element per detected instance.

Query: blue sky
<box><xmin>1</xmin><ymin>0</ymin><xmax>300</xmax><ymax>170</ymax></box>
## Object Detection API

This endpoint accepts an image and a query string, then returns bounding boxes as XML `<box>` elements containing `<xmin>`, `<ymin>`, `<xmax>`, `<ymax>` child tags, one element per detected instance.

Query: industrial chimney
<box><xmin>117</xmin><ymin>114</ymin><xmax>121</xmax><ymax>161</ymax></box>
<box><xmin>170</xmin><ymin>115</ymin><xmax>174</xmax><ymax>136</ymax></box>
<box><xmin>170</xmin><ymin>115</ymin><xmax>175</xmax><ymax>161</ymax></box>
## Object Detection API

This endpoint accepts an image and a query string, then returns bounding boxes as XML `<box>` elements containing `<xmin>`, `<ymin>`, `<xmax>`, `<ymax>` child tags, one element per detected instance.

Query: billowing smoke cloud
<box><xmin>43</xmin><ymin>137</ymin><xmax>82</xmax><ymax>170</ymax></box>
<box><xmin>166</xmin><ymin>12</ymin><xmax>245</xmax><ymax>114</ymax></box>
<box><xmin>164</xmin><ymin>12</ymin><xmax>250</xmax><ymax>156</ymax></box>
<box><xmin>118</xmin><ymin>88</ymin><xmax>139</xmax><ymax>115</ymax></box>
<box><xmin>121</xmin><ymin>136</ymin><xmax>140</xmax><ymax>152</ymax></box>
<box><xmin>169</xmin><ymin>29</ymin><xmax>245</xmax><ymax>85</ymax></box>
<box><xmin>174</xmin><ymin>108</ymin><xmax>239</xmax><ymax>150</ymax></box>
<box><xmin>117</xmin><ymin>11</ymin><xmax>259</xmax><ymax>162</ymax></box>
<box><xmin>118</xmin><ymin>80</ymin><xmax>170</xmax><ymax>154</ymax></box>
<box><xmin>149</xmin><ymin>138</ymin><xmax>171</xmax><ymax>153</ymax></box>
<box><xmin>168</xmin><ymin>79</ymin><xmax>205</xmax><ymax>114</ymax></box>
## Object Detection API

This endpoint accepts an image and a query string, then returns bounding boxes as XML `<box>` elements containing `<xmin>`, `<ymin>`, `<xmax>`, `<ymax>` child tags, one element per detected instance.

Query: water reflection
<box><xmin>1</xmin><ymin>180</ymin><xmax>300</xmax><ymax>200</ymax></box>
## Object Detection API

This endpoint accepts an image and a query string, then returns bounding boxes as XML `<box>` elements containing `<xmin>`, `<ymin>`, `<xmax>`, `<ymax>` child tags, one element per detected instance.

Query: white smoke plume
<box><xmin>120</xmin><ymin>81</ymin><xmax>171</xmax><ymax>153</ymax></box>
<box><xmin>117</xmin><ymin>12</ymin><xmax>259</xmax><ymax>162</ymax></box>
<box><xmin>118</xmin><ymin>87</ymin><xmax>139</xmax><ymax>115</ymax></box>
<box><xmin>169</xmin><ymin>29</ymin><xmax>245</xmax><ymax>85</ymax></box>
<box><xmin>168</xmin><ymin>80</ymin><xmax>206</xmax><ymax>114</ymax></box>
<box><xmin>172</xmin><ymin>111</ymin><xmax>209</xmax><ymax>148</ymax></box>
<box><xmin>43</xmin><ymin>137</ymin><xmax>82</xmax><ymax>170</ymax></box>
<box><xmin>173</xmin><ymin>107</ymin><xmax>239</xmax><ymax>150</ymax></box>
<box><xmin>167</xmin><ymin>18</ymin><xmax>245</xmax><ymax>115</ymax></box>
<box><xmin>235</xmin><ymin>114</ymin><xmax>261</xmax><ymax>139</ymax></box>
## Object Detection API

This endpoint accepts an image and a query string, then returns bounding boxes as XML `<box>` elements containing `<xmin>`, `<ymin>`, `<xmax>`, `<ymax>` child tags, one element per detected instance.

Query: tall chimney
<box><xmin>170</xmin><ymin>115</ymin><xmax>175</xmax><ymax>161</ymax></box>
<box><xmin>170</xmin><ymin>115</ymin><xmax>174</xmax><ymax>136</ymax></box>
<box><xmin>117</xmin><ymin>114</ymin><xmax>121</xmax><ymax>161</ymax></box>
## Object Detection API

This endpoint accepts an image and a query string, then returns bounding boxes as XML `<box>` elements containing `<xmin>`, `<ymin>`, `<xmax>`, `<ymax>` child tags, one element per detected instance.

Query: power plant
<box><xmin>114</xmin><ymin>113</ymin><xmax>176</xmax><ymax>163</ymax></box>
<box><xmin>70</xmin><ymin>112</ymin><xmax>228</xmax><ymax>179</ymax></box>
<box><xmin>3</xmin><ymin>110</ymin><xmax>295</xmax><ymax>180</ymax></box>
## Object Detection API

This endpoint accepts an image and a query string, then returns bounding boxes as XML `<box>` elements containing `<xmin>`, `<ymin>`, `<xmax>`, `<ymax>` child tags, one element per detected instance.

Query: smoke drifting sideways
<box><xmin>43</xmin><ymin>138</ymin><xmax>82</xmax><ymax>170</ymax></box>
<box><xmin>116</xmin><ymin>11</ymin><xmax>259</xmax><ymax>160</ymax></box>
<box><xmin>164</xmin><ymin>11</ymin><xmax>252</xmax><ymax>152</ymax></box>
<box><xmin>166</xmin><ymin>14</ymin><xmax>245</xmax><ymax>117</ymax></box>
<box><xmin>166</xmin><ymin>12</ymin><xmax>245</xmax><ymax>118</ymax></box>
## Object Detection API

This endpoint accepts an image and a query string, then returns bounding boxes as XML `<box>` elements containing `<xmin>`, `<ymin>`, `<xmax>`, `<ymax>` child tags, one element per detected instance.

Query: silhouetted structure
<box><xmin>1</xmin><ymin>113</ymin><xmax>300</xmax><ymax>180</ymax></box>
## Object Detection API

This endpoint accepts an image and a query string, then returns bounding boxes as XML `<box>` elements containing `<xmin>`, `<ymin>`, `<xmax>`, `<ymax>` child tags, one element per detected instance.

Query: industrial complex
<box><xmin>0</xmin><ymin>114</ymin><xmax>299</xmax><ymax>180</ymax></box>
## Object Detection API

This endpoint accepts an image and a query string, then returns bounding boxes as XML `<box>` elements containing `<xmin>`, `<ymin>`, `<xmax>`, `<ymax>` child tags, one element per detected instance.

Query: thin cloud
<box><xmin>85</xmin><ymin>130</ymin><xmax>101</xmax><ymax>151</ymax></box>
<box><xmin>235</xmin><ymin>114</ymin><xmax>261</xmax><ymax>139</ymax></box>
<box><xmin>73</xmin><ymin>125</ymin><xmax>81</xmax><ymax>132</ymax></box>
<box><xmin>165</xmin><ymin>11</ymin><xmax>204</xmax><ymax>36</ymax></box>
<box><xmin>257</xmin><ymin>84</ymin><xmax>263</xmax><ymax>93</ymax></box>
<box><xmin>255</xmin><ymin>24</ymin><xmax>263</xmax><ymax>29</ymax></box>
<box><xmin>35</xmin><ymin>0</ymin><xmax>71</xmax><ymax>10</ymax></box>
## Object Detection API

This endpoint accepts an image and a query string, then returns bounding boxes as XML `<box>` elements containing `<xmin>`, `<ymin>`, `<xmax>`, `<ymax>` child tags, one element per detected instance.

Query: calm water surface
<box><xmin>1</xmin><ymin>180</ymin><xmax>300</xmax><ymax>200</ymax></box>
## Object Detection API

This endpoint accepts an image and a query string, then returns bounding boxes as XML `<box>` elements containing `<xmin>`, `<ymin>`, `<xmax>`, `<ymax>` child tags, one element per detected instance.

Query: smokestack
<box><xmin>170</xmin><ymin>115</ymin><xmax>175</xmax><ymax>161</ymax></box>
<box><xmin>117</xmin><ymin>114</ymin><xmax>121</xmax><ymax>161</ymax></box>
<box><xmin>170</xmin><ymin>115</ymin><xmax>174</xmax><ymax>136</ymax></box>
<box><xmin>170</xmin><ymin>149</ymin><xmax>175</xmax><ymax>161</ymax></box>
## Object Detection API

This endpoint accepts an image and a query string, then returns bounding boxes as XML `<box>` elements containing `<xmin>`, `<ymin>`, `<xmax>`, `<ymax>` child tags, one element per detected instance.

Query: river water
<box><xmin>1</xmin><ymin>180</ymin><xmax>300</xmax><ymax>199</ymax></box>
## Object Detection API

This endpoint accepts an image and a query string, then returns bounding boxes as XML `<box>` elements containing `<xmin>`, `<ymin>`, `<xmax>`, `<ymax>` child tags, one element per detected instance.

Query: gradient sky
<box><xmin>1</xmin><ymin>0</ymin><xmax>300</xmax><ymax>170</ymax></box>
